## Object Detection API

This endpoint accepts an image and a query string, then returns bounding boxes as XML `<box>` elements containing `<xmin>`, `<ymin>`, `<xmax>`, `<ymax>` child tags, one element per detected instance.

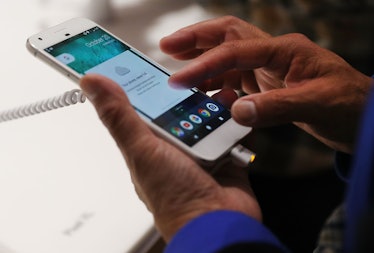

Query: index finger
<box><xmin>160</xmin><ymin>16</ymin><xmax>267</xmax><ymax>60</ymax></box>
<box><xmin>168</xmin><ymin>34</ymin><xmax>316</xmax><ymax>89</ymax></box>
<box><xmin>167</xmin><ymin>38</ymin><xmax>277</xmax><ymax>89</ymax></box>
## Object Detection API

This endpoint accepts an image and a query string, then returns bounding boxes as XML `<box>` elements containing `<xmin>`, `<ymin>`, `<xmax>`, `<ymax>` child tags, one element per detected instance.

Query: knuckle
<box><xmin>221</xmin><ymin>15</ymin><xmax>242</xmax><ymax>25</ymax></box>
<box><xmin>222</xmin><ymin>16</ymin><xmax>269</xmax><ymax>40</ymax></box>
<box><xmin>288</xmin><ymin>33</ymin><xmax>308</xmax><ymax>40</ymax></box>
<box><xmin>283</xmin><ymin>33</ymin><xmax>312</xmax><ymax>45</ymax></box>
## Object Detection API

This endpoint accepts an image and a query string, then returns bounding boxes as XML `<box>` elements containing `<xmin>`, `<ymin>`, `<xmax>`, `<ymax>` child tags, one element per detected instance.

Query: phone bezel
<box><xmin>26</xmin><ymin>17</ymin><xmax>252</xmax><ymax>164</ymax></box>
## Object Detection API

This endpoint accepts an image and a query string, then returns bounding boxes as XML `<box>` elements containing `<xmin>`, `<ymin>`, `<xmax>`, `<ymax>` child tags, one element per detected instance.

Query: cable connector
<box><xmin>230</xmin><ymin>144</ymin><xmax>256</xmax><ymax>167</ymax></box>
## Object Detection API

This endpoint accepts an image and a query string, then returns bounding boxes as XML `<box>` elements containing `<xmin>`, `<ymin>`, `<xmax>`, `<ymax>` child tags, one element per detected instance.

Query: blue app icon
<box><xmin>206</xmin><ymin>102</ymin><xmax>219</xmax><ymax>112</ymax></box>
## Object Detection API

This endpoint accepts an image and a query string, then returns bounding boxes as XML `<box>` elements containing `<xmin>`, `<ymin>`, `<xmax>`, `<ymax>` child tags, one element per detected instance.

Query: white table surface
<box><xmin>0</xmin><ymin>1</ymin><xmax>217</xmax><ymax>252</ymax></box>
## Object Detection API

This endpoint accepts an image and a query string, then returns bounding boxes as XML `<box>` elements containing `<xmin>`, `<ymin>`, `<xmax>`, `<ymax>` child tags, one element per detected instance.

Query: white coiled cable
<box><xmin>0</xmin><ymin>89</ymin><xmax>86</xmax><ymax>123</ymax></box>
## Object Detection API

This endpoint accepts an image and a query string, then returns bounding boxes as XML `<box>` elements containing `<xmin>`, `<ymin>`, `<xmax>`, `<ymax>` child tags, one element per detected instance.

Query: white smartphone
<box><xmin>26</xmin><ymin>17</ymin><xmax>252</xmax><ymax>165</ymax></box>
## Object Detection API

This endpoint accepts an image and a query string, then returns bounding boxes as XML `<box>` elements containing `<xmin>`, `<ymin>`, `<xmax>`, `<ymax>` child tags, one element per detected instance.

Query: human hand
<box><xmin>160</xmin><ymin>16</ymin><xmax>373</xmax><ymax>154</ymax></box>
<box><xmin>80</xmin><ymin>74</ymin><xmax>261</xmax><ymax>241</ymax></box>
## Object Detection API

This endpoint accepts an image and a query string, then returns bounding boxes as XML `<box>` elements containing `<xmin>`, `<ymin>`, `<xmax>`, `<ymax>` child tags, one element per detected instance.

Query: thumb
<box><xmin>231</xmin><ymin>86</ymin><xmax>316</xmax><ymax>127</ymax></box>
<box><xmin>80</xmin><ymin>74</ymin><xmax>154</xmax><ymax>155</ymax></box>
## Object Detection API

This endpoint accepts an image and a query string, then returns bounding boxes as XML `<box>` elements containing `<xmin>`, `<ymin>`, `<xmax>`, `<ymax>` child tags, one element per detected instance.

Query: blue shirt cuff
<box><xmin>165</xmin><ymin>210</ymin><xmax>289</xmax><ymax>253</ymax></box>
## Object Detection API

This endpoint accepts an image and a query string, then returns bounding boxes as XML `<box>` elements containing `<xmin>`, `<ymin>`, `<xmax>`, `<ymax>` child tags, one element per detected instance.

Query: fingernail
<box><xmin>168</xmin><ymin>76</ymin><xmax>189</xmax><ymax>90</ymax></box>
<box><xmin>235</xmin><ymin>100</ymin><xmax>257</xmax><ymax>124</ymax></box>
<box><xmin>80</xmin><ymin>77</ymin><xmax>101</xmax><ymax>101</ymax></box>
<box><xmin>168</xmin><ymin>81</ymin><xmax>188</xmax><ymax>90</ymax></box>
<box><xmin>80</xmin><ymin>84</ymin><xmax>95</xmax><ymax>101</ymax></box>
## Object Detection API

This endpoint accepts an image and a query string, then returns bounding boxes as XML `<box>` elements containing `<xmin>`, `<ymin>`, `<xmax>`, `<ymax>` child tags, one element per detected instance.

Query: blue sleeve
<box><xmin>344</xmin><ymin>81</ymin><xmax>374</xmax><ymax>252</ymax></box>
<box><xmin>165</xmin><ymin>210</ymin><xmax>289</xmax><ymax>253</ymax></box>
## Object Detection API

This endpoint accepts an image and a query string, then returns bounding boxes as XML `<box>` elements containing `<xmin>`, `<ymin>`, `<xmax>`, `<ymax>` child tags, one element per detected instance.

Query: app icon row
<box><xmin>170</xmin><ymin>102</ymin><xmax>220</xmax><ymax>138</ymax></box>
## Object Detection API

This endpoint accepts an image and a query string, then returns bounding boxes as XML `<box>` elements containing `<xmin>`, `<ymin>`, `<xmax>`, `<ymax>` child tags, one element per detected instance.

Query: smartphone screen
<box><xmin>44</xmin><ymin>26</ymin><xmax>231</xmax><ymax>146</ymax></box>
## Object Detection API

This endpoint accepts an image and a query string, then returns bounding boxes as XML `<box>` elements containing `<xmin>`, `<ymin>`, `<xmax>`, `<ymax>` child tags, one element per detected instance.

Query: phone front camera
<box><xmin>65</xmin><ymin>33</ymin><xmax>70</xmax><ymax>36</ymax></box>
<box><xmin>38</xmin><ymin>37</ymin><xmax>43</xmax><ymax>41</ymax></box>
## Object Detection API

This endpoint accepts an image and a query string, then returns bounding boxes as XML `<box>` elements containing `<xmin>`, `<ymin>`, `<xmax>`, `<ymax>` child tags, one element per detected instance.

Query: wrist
<box><xmin>155</xmin><ymin>204</ymin><xmax>223</xmax><ymax>242</ymax></box>
<box><xmin>153</xmin><ymin>192</ymin><xmax>262</xmax><ymax>242</ymax></box>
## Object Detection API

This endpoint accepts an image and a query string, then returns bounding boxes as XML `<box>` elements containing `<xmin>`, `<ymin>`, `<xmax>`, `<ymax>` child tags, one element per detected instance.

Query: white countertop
<box><xmin>0</xmin><ymin>1</ymin><xmax>217</xmax><ymax>252</ymax></box>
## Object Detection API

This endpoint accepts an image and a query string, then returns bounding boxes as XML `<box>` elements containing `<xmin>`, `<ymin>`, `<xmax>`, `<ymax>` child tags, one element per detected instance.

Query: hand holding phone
<box><xmin>79</xmin><ymin>73</ymin><xmax>262</xmax><ymax>242</ymax></box>
<box><xmin>26</xmin><ymin>18</ymin><xmax>252</xmax><ymax>165</ymax></box>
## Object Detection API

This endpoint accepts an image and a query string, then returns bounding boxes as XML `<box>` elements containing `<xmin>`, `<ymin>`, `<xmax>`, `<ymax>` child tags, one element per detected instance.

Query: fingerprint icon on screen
<box><xmin>115</xmin><ymin>66</ymin><xmax>130</xmax><ymax>76</ymax></box>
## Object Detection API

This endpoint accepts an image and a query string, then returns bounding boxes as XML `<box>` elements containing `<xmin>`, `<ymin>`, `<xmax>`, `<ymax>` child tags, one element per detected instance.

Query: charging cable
<box><xmin>0</xmin><ymin>89</ymin><xmax>86</xmax><ymax>123</ymax></box>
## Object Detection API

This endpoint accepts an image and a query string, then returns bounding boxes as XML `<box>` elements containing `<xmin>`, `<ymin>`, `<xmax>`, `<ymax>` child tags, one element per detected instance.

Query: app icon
<box><xmin>171</xmin><ymin>127</ymin><xmax>184</xmax><ymax>137</ymax></box>
<box><xmin>180</xmin><ymin>120</ymin><xmax>194</xmax><ymax>130</ymax></box>
<box><xmin>206</xmin><ymin>102</ymin><xmax>219</xmax><ymax>112</ymax></box>
<box><xmin>198</xmin><ymin>109</ymin><xmax>211</xmax><ymax>118</ymax></box>
<box><xmin>56</xmin><ymin>53</ymin><xmax>75</xmax><ymax>65</ymax></box>
<box><xmin>189</xmin><ymin>114</ymin><xmax>202</xmax><ymax>124</ymax></box>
